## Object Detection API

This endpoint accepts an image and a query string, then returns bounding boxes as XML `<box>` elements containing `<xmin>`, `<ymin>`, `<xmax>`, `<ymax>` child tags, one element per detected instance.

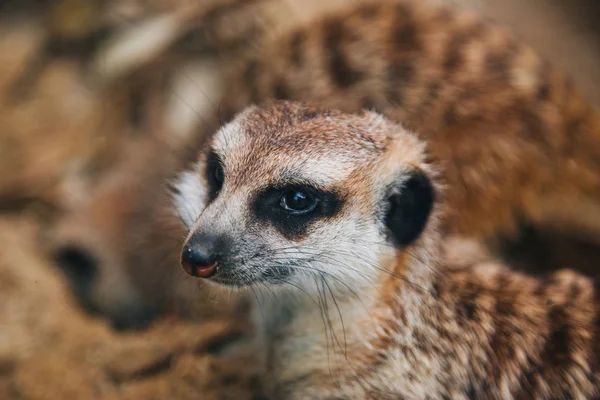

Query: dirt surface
<box><xmin>0</xmin><ymin>216</ymin><xmax>260</xmax><ymax>400</ymax></box>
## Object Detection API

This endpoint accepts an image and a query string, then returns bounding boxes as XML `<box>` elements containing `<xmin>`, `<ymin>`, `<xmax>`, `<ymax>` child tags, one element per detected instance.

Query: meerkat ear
<box><xmin>385</xmin><ymin>170</ymin><xmax>435</xmax><ymax>248</ymax></box>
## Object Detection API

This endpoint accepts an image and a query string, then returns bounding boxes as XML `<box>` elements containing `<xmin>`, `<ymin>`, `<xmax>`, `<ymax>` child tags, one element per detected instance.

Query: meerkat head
<box><xmin>173</xmin><ymin>101</ymin><xmax>436</xmax><ymax>294</ymax></box>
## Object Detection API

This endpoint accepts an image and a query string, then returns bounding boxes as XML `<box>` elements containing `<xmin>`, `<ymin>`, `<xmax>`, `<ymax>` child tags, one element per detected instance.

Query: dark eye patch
<box><xmin>253</xmin><ymin>184</ymin><xmax>343</xmax><ymax>240</ymax></box>
<box><xmin>205</xmin><ymin>152</ymin><xmax>224</xmax><ymax>202</ymax></box>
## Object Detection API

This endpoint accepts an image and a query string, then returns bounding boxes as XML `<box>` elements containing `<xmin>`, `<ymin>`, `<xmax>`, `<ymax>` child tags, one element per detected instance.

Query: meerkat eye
<box><xmin>279</xmin><ymin>189</ymin><xmax>318</xmax><ymax>214</ymax></box>
<box><xmin>213</xmin><ymin>163</ymin><xmax>224</xmax><ymax>186</ymax></box>
<box><xmin>254</xmin><ymin>185</ymin><xmax>342</xmax><ymax>238</ymax></box>
<box><xmin>206</xmin><ymin>152</ymin><xmax>224</xmax><ymax>200</ymax></box>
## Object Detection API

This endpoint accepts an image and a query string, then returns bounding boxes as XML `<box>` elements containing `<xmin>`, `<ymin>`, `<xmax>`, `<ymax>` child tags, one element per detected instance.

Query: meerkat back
<box><xmin>215</xmin><ymin>0</ymin><xmax>600</xmax><ymax>248</ymax></box>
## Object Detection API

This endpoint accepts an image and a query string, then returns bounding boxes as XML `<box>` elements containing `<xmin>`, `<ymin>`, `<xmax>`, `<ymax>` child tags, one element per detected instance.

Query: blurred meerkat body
<box><xmin>175</xmin><ymin>101</ymin><xmax>600</xmax><ymax>399</ymax></box>
<box><xmin>213</xmin><ymin>0</ymin><xmax>600</xmax><ymax>243</ymax></box>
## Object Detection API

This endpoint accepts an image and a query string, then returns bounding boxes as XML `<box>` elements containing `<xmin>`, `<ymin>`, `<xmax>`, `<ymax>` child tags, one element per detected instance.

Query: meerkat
<box><xmin>173</xmin><ymin>101</ymin><xmax>599</xmax><ymax>399</ymax></box>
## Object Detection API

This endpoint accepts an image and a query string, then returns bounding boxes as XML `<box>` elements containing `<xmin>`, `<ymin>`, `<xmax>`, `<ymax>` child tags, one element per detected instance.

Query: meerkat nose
<box><xmin>181</xmin><ymin>234</ymin><xmax>220</xmax><ymax>278</ymax></box>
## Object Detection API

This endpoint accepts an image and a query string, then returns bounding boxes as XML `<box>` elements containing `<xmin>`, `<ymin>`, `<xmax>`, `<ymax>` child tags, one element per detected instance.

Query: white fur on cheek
<box><xmin>282</xmin><ymin>214</ymin><xmax>386</xmax><ymax>297</ymax></box>
<box><xmin>171</xmin><ymin>169</ymin><xmax>207</xmax><ymax>229</ymax></box>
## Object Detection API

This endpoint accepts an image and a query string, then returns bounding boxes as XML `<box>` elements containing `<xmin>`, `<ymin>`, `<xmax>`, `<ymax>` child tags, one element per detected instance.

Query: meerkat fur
<box><xmin>174</xmin><ymin>101</ymin><xmax>600</xmax><ymax>399</ymax></box>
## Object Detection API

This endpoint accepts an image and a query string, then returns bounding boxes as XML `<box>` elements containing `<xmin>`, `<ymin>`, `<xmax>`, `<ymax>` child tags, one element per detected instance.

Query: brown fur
<box><xmin>183</xmin><ymin>102</ymin><xmax>600</xmax><ymax>399</ymax></box>
<box><xmin>211</xmin><ymin>0</ymin><xmax>600</xmax><ymax>244</ymax></box>
<box><xmin>337</xmin><ymin>260</ymin><xmax>600</xmax><ymax>399</ymax></box>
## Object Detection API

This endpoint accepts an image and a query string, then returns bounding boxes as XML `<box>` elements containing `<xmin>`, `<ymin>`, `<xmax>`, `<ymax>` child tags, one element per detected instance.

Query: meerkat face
<box><xmin>174</xmin><ymin>102</ymin><xmax>435</xmax><ymax>293</ymax></box>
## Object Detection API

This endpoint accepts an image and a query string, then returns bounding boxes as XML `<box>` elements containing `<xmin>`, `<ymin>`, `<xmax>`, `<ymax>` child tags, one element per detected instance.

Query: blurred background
<box><xmin>0</xmin><ymin>0</ymin><xmax>599</xmax><ymax>399</ymax></box>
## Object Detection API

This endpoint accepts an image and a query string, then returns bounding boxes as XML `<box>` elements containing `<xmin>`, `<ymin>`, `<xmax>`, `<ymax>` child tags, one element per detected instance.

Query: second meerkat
<box><xmin>212</xmin><ymin>0</ymin><xmax>600</xmax><ymax>243</ymax></box>
<box><xmin>175</xmin><ymin>101</ymin><xmax>599</xmax><ymax>399</ymax></box>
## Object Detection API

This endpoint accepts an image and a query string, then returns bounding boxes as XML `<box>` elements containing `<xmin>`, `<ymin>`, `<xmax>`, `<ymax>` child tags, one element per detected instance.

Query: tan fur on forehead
<box><xmin>212</xmin><ymin>102</ymin><xmax>406</xmax><ymax>188</ymax></box>
<box><xmin>237</xmin><ymin>101</ymin><xmax>388</xmax><ymax>151</ymax></box>
<box><xmin>379</xmin><ymin>121</ymin><xmax>429</xmax><ymax>174</ymax></box>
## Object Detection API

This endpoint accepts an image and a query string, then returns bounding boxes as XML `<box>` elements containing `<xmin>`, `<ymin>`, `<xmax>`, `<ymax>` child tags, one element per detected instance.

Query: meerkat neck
<box><xmin>263</xmin><ymin>229</ymin><xmax>444</xmax><ymax>352</ymax></box>
<box><xmin>266</xmin><ymin>234</ymin><xmax>441</xmax><ymax>331</ymax></box>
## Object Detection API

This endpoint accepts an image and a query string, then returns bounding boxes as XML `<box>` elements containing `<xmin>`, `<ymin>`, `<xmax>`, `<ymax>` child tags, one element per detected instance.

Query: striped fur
<box><xmin>207</xmin><ymin>0</ymin><xmax>600</xmax><ymax>244</ymax></box>
<box><xmin>177</xmin><ymin>102</ymin><xmax>600</xmax><ymax>399</ymax></box>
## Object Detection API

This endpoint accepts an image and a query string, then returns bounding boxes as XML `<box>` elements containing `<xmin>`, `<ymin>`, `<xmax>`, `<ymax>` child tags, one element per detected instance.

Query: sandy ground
<box><xmin>0</xmin><ymin>216</ymin><xmax>261</xmax><ymax>400</ymax></box>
